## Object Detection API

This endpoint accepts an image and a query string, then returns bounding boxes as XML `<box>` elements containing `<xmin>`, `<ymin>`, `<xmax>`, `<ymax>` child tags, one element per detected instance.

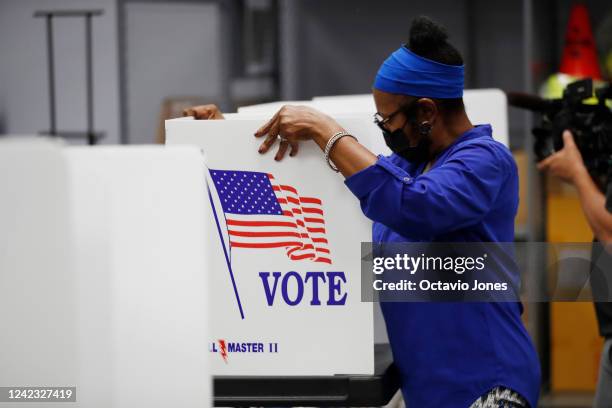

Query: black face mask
<box><xmin>382</xmin><ymin>126</ymin><xmax>431</xmax><ymax>163</ymax></box>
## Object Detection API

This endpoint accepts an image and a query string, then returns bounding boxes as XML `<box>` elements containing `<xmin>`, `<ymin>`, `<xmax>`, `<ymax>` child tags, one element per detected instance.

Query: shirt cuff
<box><xmin>344</xmin><ymin>155</ymin><xmax>413</xmax><ymax>199</ymax></box>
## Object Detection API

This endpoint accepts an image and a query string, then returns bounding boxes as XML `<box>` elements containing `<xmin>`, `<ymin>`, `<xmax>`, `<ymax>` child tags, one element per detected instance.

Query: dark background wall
<box><xmin>0</xmin><ymin>0</ymin><xmax>610</xmax><ymax>147</ymax></box>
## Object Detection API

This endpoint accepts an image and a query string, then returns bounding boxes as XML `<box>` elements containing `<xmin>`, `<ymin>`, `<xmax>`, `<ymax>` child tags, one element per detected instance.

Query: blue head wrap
<box><xmin>374</xmin><ymin>46</ymin><xmax>464</xmax><ymax>98</ymax></box>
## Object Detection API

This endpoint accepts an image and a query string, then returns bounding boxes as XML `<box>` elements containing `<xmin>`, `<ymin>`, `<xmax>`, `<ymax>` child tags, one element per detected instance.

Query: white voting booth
<box><xmin>0</xmin><ymin>139</ymin><xmax>211</xmax><ymax>408</ymax></box>
<box><xmin>166</xmin><ymin>118</ymin><xmax>376</xmax><ymax>375</ymax></box>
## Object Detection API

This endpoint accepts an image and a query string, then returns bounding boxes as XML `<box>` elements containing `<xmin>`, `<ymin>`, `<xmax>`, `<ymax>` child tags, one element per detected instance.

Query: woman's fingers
<box><xmin>267</xmin><ymin>118</ymin><xmax>281</xmax><ymax>141</ymax></box>
<box><xmin>255</xmin><ymin>110</ymin><xmax>280</xmax><ymax>138</ymax></box>
<box><xmin>195</xmin><ymin>107</ymin><xmax>212</xmax><ymax>119</ymax></box>
<box><xmin>253</xmin><ymin>106</ymin><xmax>310</xmax><ymax>158</ymax></box>
<box><xmin>183</xmin><ymin>104</ymin><xmax>224</xmax><ymax>120</ymax></box>
<box><xmin>289</xmin><ymin>140</ymin><xmax>299</xmax><ymax>157</ymax></box>
<box><xmin>259</xmin><ymin>120</ymin><xmax>280</xmax><ymax>153</ymax></box>
<box><xmin>258</xmin><ymin>133</ymin><xmax>278</xmax><ymax>154</ymax></box>
<box><xmin>275</xmin><ymin>140</ymin><xmax>290</xmax><ymax>161</ymax></box>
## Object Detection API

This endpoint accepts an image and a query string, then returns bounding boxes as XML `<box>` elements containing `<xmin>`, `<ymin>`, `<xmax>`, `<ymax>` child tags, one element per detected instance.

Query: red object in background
<box><xmin>559</xmin><ymin>3</ymin><xmax>602</xmax><ymax>80</ymax></box>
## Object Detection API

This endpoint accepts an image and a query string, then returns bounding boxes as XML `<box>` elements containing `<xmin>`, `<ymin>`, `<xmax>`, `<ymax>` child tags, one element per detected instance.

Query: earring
<box><xmin>419</xmin><ymin>121</ymin><xmax>432</xmax><ymax>136</ymax></box>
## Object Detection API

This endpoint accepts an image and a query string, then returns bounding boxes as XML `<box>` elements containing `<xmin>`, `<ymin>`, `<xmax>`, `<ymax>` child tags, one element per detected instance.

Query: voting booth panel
<box><xmin>67</xmin><ymin>146</ymin><xmax>211</xmax><ymax>408</ymax></box>
<box><xmin>166</xmin><ymin>118</ymin><xmax>374</xmax><ymax>375</ymax></box>
<box><xmin>218</xmin><ymin>113</ymin><xmax>390</xmax><ymax>346</ymax></box>
<box><xmin>463</xmin><ymin>89</ymin><xmax>509</xmax><ymax>147</ymax></box>
<box><xmin>0</xmin><ymin>140</ymin><xmax>211</xmax><ymax>408</ymax></box>
<box><xmin>0</xmin><ymin>138</ymin><xmax>78</xmax><ymax>395</ymax></box>
<box><xmin>67</xmin><ymin>148</ymin><xmax>114</xmax><ymax>408</ymax></box>
<box><xmin>237</xmin><ymin>100</ymin><xmax>316</xmax><ymax>114</ymax></box>
<box><xmin>311</xmin><ymin>95</ymin><xmax>377</xmax><ymax>116</ymax></box>
<box><xmin>224</xmin><ymin>112</ymin><xmax>390</xmax><ymax>157</ymax></box>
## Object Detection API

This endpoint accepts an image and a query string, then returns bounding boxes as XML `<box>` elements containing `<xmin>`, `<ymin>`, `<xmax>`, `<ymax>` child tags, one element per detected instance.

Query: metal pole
<box><xmin>117</xmin><ymin>3</ymin><xmax>128</xmax><ymax>144</ymax></box>
<box><xmin>278</xmin><ymin>0</ymin><xmax>298</xmax><ymax>100</ymax></box>
<box><xmin>464</xmin><ymin>0</ymin><xmax>478</xmax><ymax>88</ymax></box>
<box><xmin>85</xmin><ymin>13</ymin><xmax>94</xmax><ymax>145</ymax></box>
<box><xmin>523</xmin><ymin>0</ymin><xmax>550</xmax><ymax>387</ymax></box>
<box><xmin>46</xmin><ymin>15</ymin><xmax>56</xmax><ymax>136</ymax></box>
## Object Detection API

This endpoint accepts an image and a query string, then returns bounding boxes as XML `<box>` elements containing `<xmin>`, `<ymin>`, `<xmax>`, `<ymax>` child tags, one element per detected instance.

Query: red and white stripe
<box><xmin>225</xmin><ymin>173</ymin><xmax>331</xmax><ymax>264</ymax></box>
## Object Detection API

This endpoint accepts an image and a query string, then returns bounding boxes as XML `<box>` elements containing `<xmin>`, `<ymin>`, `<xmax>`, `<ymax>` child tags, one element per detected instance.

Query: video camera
<box><xmin>507</xmin><ymin>78</ymin><xmax>612</xmax><ymax>192</ymax></box>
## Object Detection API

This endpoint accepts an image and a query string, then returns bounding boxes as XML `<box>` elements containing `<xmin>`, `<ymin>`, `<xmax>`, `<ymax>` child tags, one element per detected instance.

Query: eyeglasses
<box><xmin>373</xmin><ymin>107</ymin><xmax>405</xmax><ymax>132</ymax></box>
<box><xmin>373</xmin><ymin>99</ymin><xmax>418</xmax><ymax>132</ymax></box>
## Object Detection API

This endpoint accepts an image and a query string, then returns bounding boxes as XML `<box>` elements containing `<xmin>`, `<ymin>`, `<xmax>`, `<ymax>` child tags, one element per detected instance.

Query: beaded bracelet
<box><xmin>323</xmin><ymin>131</ymin><xmax>357</xmax><ymax>172</ymax></box>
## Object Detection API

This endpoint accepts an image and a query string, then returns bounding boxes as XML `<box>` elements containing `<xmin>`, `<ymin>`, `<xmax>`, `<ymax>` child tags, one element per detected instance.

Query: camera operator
<box><xmin>538</xmin><ymin>129</ymin><xmax>612</xmax><ymax>407</ymax></box>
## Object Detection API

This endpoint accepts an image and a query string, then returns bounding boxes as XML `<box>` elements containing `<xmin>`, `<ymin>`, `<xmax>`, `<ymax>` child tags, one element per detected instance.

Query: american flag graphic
<box><xmin>208</xmin><ymin>169</ymin><xmax>332</xmax><ymax>264</ymax></box>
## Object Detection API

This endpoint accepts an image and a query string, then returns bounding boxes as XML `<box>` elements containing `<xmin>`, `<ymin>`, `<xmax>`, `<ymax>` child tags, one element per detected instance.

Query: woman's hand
<box><xmin>183</xmin><ymin>104</ymin><xmax>225</xmax><ymax>120</ymax></box>
<box><xmin>254</xmin><ymin>105</ymin><xmax>344</xmax><ymax>161</ymax></box>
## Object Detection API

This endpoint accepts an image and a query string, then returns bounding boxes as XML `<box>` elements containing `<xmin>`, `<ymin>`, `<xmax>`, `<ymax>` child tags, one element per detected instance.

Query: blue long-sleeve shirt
<box><xmin>345</xmin><ymin>125</ymin><xmax>540</xmax><ymax>408</ymax></box>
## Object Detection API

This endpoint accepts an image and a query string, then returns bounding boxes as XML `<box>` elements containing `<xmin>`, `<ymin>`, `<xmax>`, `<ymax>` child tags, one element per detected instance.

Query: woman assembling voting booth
<box><xmin>188</xmin><ymin>16</ymin><xmax>540</xmax><ymax>408</ymax></box>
